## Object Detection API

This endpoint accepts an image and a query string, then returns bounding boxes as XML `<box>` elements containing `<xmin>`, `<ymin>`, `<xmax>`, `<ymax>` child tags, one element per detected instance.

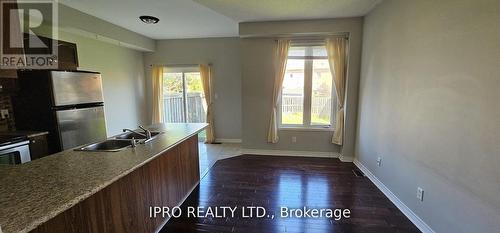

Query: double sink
<box><xmin>76</xmin><ymin>131</ymin><xmax>162</xmax><ymax>152</ymax></box>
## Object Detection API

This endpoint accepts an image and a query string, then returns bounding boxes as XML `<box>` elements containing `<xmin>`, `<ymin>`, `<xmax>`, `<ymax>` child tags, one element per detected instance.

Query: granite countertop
<box><xmin>0</xmin><ymin>123</ymin><xmax>207</xmax><ymax>233</ymax></box>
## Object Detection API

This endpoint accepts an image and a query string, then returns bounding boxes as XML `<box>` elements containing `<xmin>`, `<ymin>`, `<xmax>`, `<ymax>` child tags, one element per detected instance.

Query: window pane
<box><xmin>288</xmin><ymin>46</ymin><xmax>306</xmax><ymax>57</ymax></box>
<box><xmin>185</xmin><ymin>72</ymin><xmax>206</xmax><ymax>123</ymax></box>
<box><xmin>311</xmin><ymin>59</ymin><xmax>334</xmax><ymax>126</ymax></box>
<box><xmin>312</xmin><ymin>46</ymin><xmax>327</xmax><ymax>56</ymax></box>
<box><xmin>281</xmin><ymin>59</ymin><xmax>304</xmax><ymax>125</ymax></box>
<box><xmin>163</xmin><ymin>72</ymin><xmax>184</xmax><ymax>123</ymax></box>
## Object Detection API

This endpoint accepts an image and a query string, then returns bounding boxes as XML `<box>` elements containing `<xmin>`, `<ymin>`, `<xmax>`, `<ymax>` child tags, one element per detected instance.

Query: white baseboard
<box><xmin>353</xmin><ymin>159</ymin><xmax>435</xmax><ymax>233</ymax></box>
<box><xmin>214</xmin><ymin>138</ymin><xmax>242</xmax><ymax>143</ymax></box>
<box><xmin>241</xmin><ymin>148</ymin><xmax>340</xmax><ymax>158</ymax></box>
<box><xmin>339</xmin><ymin>155</ymin><xmax>354</xmax><ymax>162</ymax></box>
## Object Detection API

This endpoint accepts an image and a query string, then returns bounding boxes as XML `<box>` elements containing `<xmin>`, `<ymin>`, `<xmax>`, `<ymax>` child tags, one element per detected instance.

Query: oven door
<box><xmin>0</xmin><ymin>141</ymin><xmax>31</xmax><ymax>165</ymax></box>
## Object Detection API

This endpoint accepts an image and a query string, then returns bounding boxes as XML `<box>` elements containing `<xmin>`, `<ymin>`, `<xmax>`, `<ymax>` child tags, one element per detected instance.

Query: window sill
<box><xmin>279</xmin><ymin>127</ymin><xmax>334</xmax><ymax>132</ymax></box>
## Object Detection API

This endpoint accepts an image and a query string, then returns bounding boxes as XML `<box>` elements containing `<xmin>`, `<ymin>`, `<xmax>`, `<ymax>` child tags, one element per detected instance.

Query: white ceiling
<box><xmin>194</xmin><ymin>0</ymin><xmax>381</xmax><ymax>22</ymax></box>
<box><xmin>59</xmin><ymin>0</ymin><xmax>381</xmax><ymax>40</ymax></box>
<box><xmin>58</xmin><ymin>0</ymin><xmax>238</xmax><ymax>40</ymax></box>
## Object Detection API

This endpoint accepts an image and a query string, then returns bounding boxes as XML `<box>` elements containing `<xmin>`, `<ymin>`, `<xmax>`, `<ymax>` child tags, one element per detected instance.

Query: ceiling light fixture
<box><xmin>139</xmin><ymin>15</ymin><xmax>159</xmax><ymax>24</ymax></box>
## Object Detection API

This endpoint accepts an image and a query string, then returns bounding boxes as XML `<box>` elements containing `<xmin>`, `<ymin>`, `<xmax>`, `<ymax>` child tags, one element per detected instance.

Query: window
<box><xmin>162</xmin><ymin>66</ymin><xmax>206</xmax><ymax>124</ymax></box>
<box><xmin>279</xmin><ymin>44</ymin><xmax>337</xmax><ymax>129</ymax></box>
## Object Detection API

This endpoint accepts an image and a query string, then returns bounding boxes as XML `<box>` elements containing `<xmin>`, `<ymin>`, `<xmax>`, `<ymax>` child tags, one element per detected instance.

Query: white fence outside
<box><xmin>163</xmin><ymin>94</ymin><xmax>335</xmax><ymax>124</ymax></box>
<box><xmin>163</xmin><ymin>93</ymin><xmax>206</xmax><ymax>123</ymax></box>
<box><xmin>281</xmin><ymin>94</ymin><xmax>335</xmax><ymax>119</ymax></box>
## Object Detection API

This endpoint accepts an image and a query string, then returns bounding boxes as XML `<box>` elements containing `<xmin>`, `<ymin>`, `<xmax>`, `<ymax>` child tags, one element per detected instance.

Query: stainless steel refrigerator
<box><xmin>13</xmin><ymin>70</ymin><xmax>107</xmax><ymax>153</ymax></box>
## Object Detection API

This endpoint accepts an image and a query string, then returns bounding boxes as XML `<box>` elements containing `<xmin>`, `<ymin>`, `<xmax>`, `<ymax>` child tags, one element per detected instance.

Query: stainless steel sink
<box><xmin>75</xmin><ymin>128</ymin><xmax>163</xmax><ymax>152</ymax></box>
<box><xmin>75</xmin><ymin>139</ymin><xmax>136</xmax><ymax>152</ymax></box>
<box><xmin>114</xmin><ymin>131</ymin><xmax>161</xmax><ymax>140</ymax></box>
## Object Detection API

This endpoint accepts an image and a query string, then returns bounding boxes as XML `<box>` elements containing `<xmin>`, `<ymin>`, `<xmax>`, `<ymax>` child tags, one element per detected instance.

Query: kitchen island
<box><xmin>0</xmin><ymin>123</ymin><xmax>207</xmax><ymax>233</ymax></box>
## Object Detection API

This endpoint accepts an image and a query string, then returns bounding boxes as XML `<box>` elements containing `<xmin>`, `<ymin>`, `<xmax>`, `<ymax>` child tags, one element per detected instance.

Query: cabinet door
<box><xmin>29</xmin><ymin>134</ymin><xmax>49</xmax><ymax>160</ymax></box>
<box><xmin>1</xmin><ymin>0</ymin><xmax>23</xmax><ymax>78</ymax></box>
<box><xmin>23</xmin><ymin>33</ymin><xmax>53</xmax><ymax>55</ymax></box>
<box><xmin>0</xmin><ymin>69</ymin><xmax>18</xmax><ymax>79</ymax></box>
<box><xmin>19</xmin><ymin>34</ymin><xmax>79</xmax><ymax>71</ymax></box>
<box><xmin>56</xmin><ymin>41</ymin><xmax>79</xmax><ymax>70</ymax></box>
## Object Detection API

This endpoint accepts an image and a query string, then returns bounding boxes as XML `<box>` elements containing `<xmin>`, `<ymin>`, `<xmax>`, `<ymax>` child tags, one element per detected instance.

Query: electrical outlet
<box><xmin>417</xmin><ymin>187</ymin><xmax>424</xmax><ymax>201</ymax></box>
<box><xmin>292</xmin><ymin>136</ymin><xmax>297</xmax><ymax>143</ymax></box>
<box><xmin>0</xmin><ymin>109</ymin><xmax>9</xmax><ymax>119</ymax></box>
<box><xmin>376</xmin><ymin>156</ymin><xmax>382</xmax><ymax>167</ymax></box>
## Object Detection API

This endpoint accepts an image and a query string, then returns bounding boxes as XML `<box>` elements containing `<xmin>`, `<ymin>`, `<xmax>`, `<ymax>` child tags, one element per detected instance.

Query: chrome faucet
<box><xmin>139</xmin><ymin>125</ymin><xmax>152</xmax><ymax>139</ymax></box>
<box><xmin>122</xmin><ymin>128</ymin><xmax>146</xmax><ymax>137</ymax></box>
<box><xmin>121</xmin><ymin>126</ymin><xmax>153</xmax><ymax>144</ymax></box>
<box><xmin>130</xmin><ymin>137</ymin><xmax>137</xmax><ymax>148</ymax></box>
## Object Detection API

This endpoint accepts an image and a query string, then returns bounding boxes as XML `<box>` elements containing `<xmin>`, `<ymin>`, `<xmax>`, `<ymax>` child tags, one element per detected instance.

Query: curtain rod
<box><xmin>149</xmin><ymin>63</ymin><xmax>212</xmax><ymax>67</ymax></box>
<box><xmin>241</xmin><ymin>32</ymin><xmax>349</xmax><ymax>40</ymax></box>
<box><xmin>274</xmin><ymin>34</ymin><xmax>349</xmax><ymax>42</ymax></box>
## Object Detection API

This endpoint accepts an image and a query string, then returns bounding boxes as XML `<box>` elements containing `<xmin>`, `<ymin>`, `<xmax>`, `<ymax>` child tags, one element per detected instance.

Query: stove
<box><xmin>0</xmin><ymin>134</ymin><xmax>27</xmax><ymax>147</ymax></box>
<box><xmin>0</xmin><ymin>134</ymin><xmax>30</xmax><ymax>165</ymax></box>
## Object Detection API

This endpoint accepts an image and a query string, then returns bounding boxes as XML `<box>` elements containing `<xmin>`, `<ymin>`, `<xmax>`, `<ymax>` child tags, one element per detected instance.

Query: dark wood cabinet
<box><xmin>23</xmin><ymin>34</ymin><xmax>79</xmax><ymax>71</ymax></box>
<box><xmin>0</xmin><ymin>69</ymin><xmax>19</xmax><ymax>79</ymax></box>
<box><xmin>1</xmin><ymin>34</ymin><xmax>79</xmax><ymax>79</ymax></box>
<box><xmin>28</xmin><ymin>134</ymin><xmax>49</xmax><ymax>160</ymax></box>
<box><xmin>0</xmin><ymin>0</ymin><xmax>24</xmax><ymax>78</ymax></box>
<box><xmin>0</xmin><ymin>78</ymin><xmax>19</xmax><ymax>93</ymax></box>
<box><xmin>0</xmin><ymin>29</ymin><xmax>79</xmax><ymax>78</ymax></box>
<box><xmin>56</xmin><ymin>40</ymin><xmax>79</xmax><ymax>70</ymax></box>
<box><xmin>23</xmin><ymin>34</ymin><xmax>53</xmax><ymax>56</ymax></box>
<box><xmin>32</xmin><ymin>135</ymin><xmax>200</xmax><ymax>233</ymax></box>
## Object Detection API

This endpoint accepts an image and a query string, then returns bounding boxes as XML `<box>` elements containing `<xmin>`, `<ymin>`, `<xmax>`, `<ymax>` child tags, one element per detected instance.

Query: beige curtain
<box><xmin>200</xmin><ymin>64</ymin><xmax>215</xmax><ymax>143</ymax></box>
<box><xmin>151</xmin><ymin>65</ymin><xmax>164</xmax><ymax>124</ymax></box>
<box><xmin>326</xmin><ymin>37</ymin><xmax>348</xmax><ymax>145</ymax></box>
<box><xmin>267</xmin><ymin>39</ymin><xmax>291</xmax><ymax>143</ymax></box>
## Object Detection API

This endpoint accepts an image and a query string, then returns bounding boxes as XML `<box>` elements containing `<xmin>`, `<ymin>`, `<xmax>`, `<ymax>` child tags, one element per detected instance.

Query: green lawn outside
<box><xmin>282</xmin><ymin>112</ymin><xmax>330</xmax><ymax>125</ymax></box>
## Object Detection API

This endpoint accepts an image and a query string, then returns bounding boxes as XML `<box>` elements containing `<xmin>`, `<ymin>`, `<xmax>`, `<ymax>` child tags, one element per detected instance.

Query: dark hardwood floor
<box><xmin>160</xmin><ymin>155</ymin><xmax>420</xmax><ymax>233</ymax></box>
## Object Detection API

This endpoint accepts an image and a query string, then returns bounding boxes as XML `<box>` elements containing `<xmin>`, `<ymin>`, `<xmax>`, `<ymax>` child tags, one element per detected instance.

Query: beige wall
<box><xmin>240</xmin><ymin>18</ymin><xmax>362</xmax><ymax>157</ymax></box>
<box><xmin>59</xmin><ymin>32</ymin><xmax>148</xmax><ymax>135</ymax></box>
<box><xmin>143</xmin><ymin>38</ymin><xmax>242</xmax><ymax>140</ymax></box>
<box><xmin>356</xmin><ymin>0</ymin><xmax>500</xmax><ymax>232</ymax></box>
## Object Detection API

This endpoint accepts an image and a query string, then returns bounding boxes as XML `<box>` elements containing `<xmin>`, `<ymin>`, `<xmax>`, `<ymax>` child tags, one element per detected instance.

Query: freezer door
<box><xmin>56</xmin><ymin>106</ymin><xmax>107</xmax><ymax>150</ymax></box>
<box><xmin>51</xmin><ymin>71</ymin><xmax>104</xmax><ymax>106</ymax></box>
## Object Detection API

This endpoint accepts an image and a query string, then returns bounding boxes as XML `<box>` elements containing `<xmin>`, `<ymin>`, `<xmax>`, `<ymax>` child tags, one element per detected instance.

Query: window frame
<box><xmin>278</xmin><ymin>42</ymin><xmax>337</xmax><ymax>131</ymax></box>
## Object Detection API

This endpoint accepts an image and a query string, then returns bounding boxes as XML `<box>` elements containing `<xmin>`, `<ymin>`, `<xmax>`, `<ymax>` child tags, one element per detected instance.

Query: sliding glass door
<box><xmin>163</xmin><ymin>66</ymin><xmax>206</xmax><ymax>124</ymax></box>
